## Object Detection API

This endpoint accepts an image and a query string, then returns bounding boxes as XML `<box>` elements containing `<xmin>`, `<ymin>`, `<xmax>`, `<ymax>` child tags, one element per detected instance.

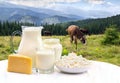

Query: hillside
<box><xmin>60</xmin><ymin>14</ymin><xmax>120</xmax><ymax>34</ymax></box>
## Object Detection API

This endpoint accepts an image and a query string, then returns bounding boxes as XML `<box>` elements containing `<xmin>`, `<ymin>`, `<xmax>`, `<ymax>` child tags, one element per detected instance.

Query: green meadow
<box><xmin>0</xmin><ymin>35</ymin><xmax>120</xmax><ymax>66</ymax></box>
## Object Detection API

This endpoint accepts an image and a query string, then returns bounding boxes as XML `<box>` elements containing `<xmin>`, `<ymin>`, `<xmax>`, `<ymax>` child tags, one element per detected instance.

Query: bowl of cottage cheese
<box><xmin>55</xmin><ymin>52</ymin><xmax>91</xmax><ymax>73</ymax></box>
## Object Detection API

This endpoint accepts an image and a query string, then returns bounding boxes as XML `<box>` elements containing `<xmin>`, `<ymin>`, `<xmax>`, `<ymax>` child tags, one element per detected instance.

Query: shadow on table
<box><xmin>59</xmin><ymin>71</ymin><xmax>88</xmax><ymax>75</ymax></box>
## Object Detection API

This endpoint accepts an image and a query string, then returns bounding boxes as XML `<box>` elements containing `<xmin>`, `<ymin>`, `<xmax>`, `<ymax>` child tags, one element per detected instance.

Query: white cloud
<box><xmin>5</xmin><ymin>0</ymin><xmax>81</xmax><ymax>8</ymax></box>
<box><xmin>8</xmin><ymin>1</ymin><xmax>48</xmax><ymax>7</ymax></box>
<box><xmin>106</xmin><ymin>2</ymin><xmax>114</xmax><ymax>6</ymax></box>
<box><xmin>8</xmin><ymin>0</ymin><xmax>81</xmax><ymax>3</ymax></box>
<box><xmin>106</xmin><ymin>2</ymin><xmax>120</xmax><ymax>15</ymax></box>
<box><xmin>87</xmin><ymin>0</ymin><xmax>105</xmax><ymax>4</ymax></box>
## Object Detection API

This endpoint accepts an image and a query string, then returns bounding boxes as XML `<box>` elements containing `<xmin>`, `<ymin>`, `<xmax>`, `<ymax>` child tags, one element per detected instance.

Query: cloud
<box><xmin>105</xmin><ymin>2</ymin><xmax>120</xmax><ymax>15</ymax></box>
<box><xmin>106</xmin><ymin>2</ymin><xmax>114</xmax><ymax>6</ymax></box>
<box><xmin>87</xmin><ymin>0</ymin><xmax>105</xmax><ymax>4</ymax></box>
<box><xmin>8</xmin><ymin>0</ymin><xmax>81</xmax><ymax>3</ymax></box>
<box><xmin>4</xmin><ymin>0</ymin><xmax>81</xmax><ymax>8</ymax></box>
<box><xmin>0</xmin><ymin>0</ymin><xmax>4</xmax><ymax>2</ymax></box>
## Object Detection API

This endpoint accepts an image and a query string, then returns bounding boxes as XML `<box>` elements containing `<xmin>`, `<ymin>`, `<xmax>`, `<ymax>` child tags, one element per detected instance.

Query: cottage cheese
<box><xmin>55</xmin><ymin>52</ymin><xmax>90</xmax><ymax>68</ymax></box>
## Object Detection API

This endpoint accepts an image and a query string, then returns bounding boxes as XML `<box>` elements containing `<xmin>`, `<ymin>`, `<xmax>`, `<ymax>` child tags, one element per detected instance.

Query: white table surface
<box><xmin>0</xmin><ymin>60</ymin><xmax>120</xmax><ymax>83</ymax></box>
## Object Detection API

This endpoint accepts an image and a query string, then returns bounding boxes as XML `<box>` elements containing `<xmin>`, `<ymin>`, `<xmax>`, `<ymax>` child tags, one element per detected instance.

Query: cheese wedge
<box><xmin>7</xmin><ymin>54</ymin><xmax>32</xmax><ymax>74</ymax></box>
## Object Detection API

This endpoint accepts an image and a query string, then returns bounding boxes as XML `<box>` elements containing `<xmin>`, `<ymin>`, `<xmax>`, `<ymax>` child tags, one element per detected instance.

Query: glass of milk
<box><xmin>36</xmin><ymin>48</ymin><xmax>55</xmax><ymax>74</ymax></box>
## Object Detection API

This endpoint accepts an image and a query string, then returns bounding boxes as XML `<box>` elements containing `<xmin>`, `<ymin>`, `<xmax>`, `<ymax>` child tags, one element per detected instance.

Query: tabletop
<box><xmin>0</xmin><ymin>60</ymin><xmax>120</xmax><ymax>83</ymax></box>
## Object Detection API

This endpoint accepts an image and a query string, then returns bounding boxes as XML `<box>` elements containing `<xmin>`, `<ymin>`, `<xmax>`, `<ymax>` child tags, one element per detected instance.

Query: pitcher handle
<box><xmin>10</xmin><ymin>30</ymin><xmax>22</xmax><ymax>53</ymax></box>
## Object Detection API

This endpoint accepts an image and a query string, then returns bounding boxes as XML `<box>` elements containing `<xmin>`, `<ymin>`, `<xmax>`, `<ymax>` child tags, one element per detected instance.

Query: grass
<box><xmin>0</xmin><ymin>35</ymin><xmax>120</xmax><ymax>66</ymax></box>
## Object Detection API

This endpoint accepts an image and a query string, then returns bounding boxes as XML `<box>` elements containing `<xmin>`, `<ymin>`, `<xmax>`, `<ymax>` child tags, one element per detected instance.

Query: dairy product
<box><xmin>36</xmin><ymin>48</ymin><xmax>55</xmax><ymax>73</ymax></box>
<box><xmin>18</xmin><ymin>27</ymin><xmax>43</xmax><ymax>68</ymax></box>
<box><xmin>43</xmin><ymin>38</ymin><xmax>62</xmax><ymax>60</ymax></box>
<box><xmin>7</xmin><ymin>54</ymin><xmax>32</xmax><ymax>74</ymax></box>
<box><xmin>55</xmin><ymin>52</ymin><xmax>90</xmax><ymax>68</ymax></box>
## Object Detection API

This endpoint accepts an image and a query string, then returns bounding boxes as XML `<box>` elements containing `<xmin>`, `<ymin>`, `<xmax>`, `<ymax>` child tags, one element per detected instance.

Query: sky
<box><xmin>0</xmin><ymin>0</ymin><xmax>120</xmax><ymax>18</ymax></box>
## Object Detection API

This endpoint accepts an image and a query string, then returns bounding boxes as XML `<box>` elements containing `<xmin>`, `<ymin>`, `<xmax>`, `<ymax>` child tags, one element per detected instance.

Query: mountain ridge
<box><xmin>0</xmin><ymin>2</ymin><xmax>84</xmax><ymax>25</ymax></box>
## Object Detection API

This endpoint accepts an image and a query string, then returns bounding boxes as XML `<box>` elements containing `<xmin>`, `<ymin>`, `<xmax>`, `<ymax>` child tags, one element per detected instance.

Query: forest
<box><xmin>0</xmin><ymin>14</ymin><xmax>120</xmax><ymax>36</ymax></box>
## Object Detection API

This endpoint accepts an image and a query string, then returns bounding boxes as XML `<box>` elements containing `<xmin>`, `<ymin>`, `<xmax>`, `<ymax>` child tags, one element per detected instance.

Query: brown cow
<box><xmin>44</xmin><ymin>31</ymin><xmax>52</xmax><ymax>36</ymax></box>
<box><xmin>66</xmin><ymin>25</ymin><xmax>86</xmax><ymax>49</ymax></box>
<box><xmin>80</xmin><ymin>28</ymin><xmax>90</xmax><ymax>35</ymax></box>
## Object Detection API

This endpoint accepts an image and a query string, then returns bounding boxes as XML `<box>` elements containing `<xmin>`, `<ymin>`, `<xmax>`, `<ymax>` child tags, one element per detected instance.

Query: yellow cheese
<box><xmin>7</xmin><ymin>54</ymin><xmax>32</xmax><ymax>74</ymax></box>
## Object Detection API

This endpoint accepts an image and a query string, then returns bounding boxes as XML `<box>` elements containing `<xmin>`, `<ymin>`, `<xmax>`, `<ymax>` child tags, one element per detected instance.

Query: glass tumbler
<box><xmin>36</xmin><ymin>48</ymin><xmax>55</xmax><ymax>74</ymax></box>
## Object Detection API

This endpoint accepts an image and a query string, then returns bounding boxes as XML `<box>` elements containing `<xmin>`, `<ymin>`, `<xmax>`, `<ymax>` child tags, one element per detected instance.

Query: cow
<box><xmin>66</xmin><ymin>25</ymin><xmax>86</xmax><ymax>49</ymax></box>
<box><xmin>44</xmin><ymin>31</ymin><xmax>52</xmax><ymax>36</ymax></box>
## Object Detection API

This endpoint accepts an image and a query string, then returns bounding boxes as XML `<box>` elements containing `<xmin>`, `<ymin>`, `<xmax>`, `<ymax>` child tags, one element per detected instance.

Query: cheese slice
<box><xmin>7</xmin><ymin>54</ymin><xmax>32</xmax><ymax>74</ymax></box>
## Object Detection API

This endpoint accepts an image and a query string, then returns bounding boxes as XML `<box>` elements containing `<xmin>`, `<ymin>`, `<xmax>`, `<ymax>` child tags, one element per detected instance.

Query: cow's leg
<box><xmin>74</xmin><ymin>36</ymin><xmax>77</xmax><ymax>50</ymax></box>
<box><xmin>70</xmin><ymin>35</ymin><xmax>73</xmax><ymax>43</ymax></box>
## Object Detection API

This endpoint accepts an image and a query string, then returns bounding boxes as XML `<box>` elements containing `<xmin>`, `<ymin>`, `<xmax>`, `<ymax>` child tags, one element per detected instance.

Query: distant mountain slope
<box><xmin>41</xmin><ymin>15</ymin><xmax>79</xmax><ymax>24</ymax></box>
<box><xmin>59</xmin><ymin>14</ymin><xmax>120</xmax><ymax>34</ymax></box>
<box><xmin>0</xmin><ymin>7</ymin><xmax>50</xmax><ymax>23</ymax></box>
<box><xmin>0</xmin><ymin>2</ymin><xmax>85</xmax><ymax>25</ymax></box>
<box><xmin>64</xmin><ymin>14</ymin><xmax>120</xmax><ymax>26</ymax></box>
<box><xmin>0</xmin><ymin>7</ymin><xmax>83</xmax><ymax>25</ymax></box>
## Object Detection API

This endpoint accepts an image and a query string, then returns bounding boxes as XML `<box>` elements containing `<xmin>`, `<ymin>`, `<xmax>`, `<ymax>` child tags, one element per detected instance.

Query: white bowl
<box><xmin>56</xmin><ymin>65</ymin><xmax>90</xmax><ymax>74</ymax></box>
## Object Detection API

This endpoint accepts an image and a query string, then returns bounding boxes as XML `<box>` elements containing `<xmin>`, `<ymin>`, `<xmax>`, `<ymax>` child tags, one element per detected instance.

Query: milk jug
<box><xmin>11</xmin><ymin>26</ymin><xmax>43</xmax><ymax>68</ymax></box>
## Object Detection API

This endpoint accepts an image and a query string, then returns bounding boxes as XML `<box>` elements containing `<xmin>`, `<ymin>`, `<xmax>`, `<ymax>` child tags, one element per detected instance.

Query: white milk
<box><xmin>36</xmin><ymin>48</ymin><xmax>55</xmax><ymax>73</ymax></box>
<box><xmin>18</xmin><ymin>27</ymin><xmax>43</xmax><ymax>68</ymax></box>
<box><xmin>43</xmin><ymin>38</ymin><xmax>62</xmax><ymax>60</ymax></box>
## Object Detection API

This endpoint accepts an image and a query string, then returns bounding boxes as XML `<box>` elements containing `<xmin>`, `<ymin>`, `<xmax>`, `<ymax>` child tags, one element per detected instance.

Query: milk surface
<box><xmin>36</xmin><ymin>49</ymin><xmax>55</xmax><ymax>70</ymax></box>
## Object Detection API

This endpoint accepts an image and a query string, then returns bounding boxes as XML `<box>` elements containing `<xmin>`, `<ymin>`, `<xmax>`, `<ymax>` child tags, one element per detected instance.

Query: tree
<box><xmin>101</xmin><ymin>25</ymin><xmax>120</xmax><ymax>45</ymax></box>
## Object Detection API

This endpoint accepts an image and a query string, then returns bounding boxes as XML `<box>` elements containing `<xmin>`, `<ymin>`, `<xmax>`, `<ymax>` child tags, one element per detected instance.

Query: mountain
<box><xmin>58</xmin><ymin>14</ymin><xmax>120</xmax><ymax>34</ymax></box>
<box><xmin>0</xmin><ymin>7</ymin><xmax>50</xmax><ymax>24</ymax></box>
<box><xmin>41</xmin><ymin>15</ymin><xmax>80</xmax><ymax>24</ymax></box>
<box><xmin>26</xmin><ymin>7</ymin><xmax>84</xmax><ymax>19</ymax></box>
<box><xmin>0</xmin><ymin>2</ymin><xmax>84</xmax><ymax>25</ymax></box>
<box><xmin>8</xmin><ymin>14</ymin><xmax>41</xmax><ymax>24</ymax></box>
